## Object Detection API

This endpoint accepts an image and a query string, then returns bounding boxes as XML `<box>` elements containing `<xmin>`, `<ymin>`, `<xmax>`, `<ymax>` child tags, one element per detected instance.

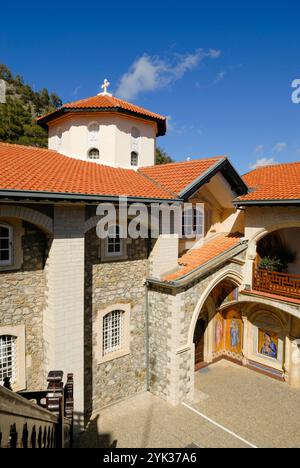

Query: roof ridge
<box><xmin>141</xmin><ymin>156</ymin><xmax>225</xmax><ymax>171</ymax></box>
<box><xmin>243</xmin><ymin>160</ymin><xmax>300</xmax><ymax>177</ymax></box>
<box><xmin>0</xmin><ymin>141</ymin><xmax>57</xmax><ymax>153</ymax></box>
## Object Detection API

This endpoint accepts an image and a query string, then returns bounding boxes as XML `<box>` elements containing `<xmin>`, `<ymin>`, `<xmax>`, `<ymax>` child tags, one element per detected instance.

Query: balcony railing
<box><xmin>253</xmin><ymin>268</ymin><xmax>300</xmax><ymax>300</ymax></box>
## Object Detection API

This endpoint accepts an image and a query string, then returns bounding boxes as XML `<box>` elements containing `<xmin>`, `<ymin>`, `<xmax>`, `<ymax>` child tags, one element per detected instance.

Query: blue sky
<box><xmin>1</xmin><ymin>0</ymin><xmax>300</xmax><ymax>174</ymax></box>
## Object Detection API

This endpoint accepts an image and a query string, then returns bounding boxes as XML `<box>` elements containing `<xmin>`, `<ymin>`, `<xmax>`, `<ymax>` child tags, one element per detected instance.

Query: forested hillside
<box><xmin>0</xmin><ymin>64</ymin><xmax>62</xmax><ymax>147</ymax></box>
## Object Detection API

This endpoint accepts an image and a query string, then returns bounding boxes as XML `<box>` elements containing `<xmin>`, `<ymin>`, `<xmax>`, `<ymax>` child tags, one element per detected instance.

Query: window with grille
<box><xmin>103</xmin><ymin>311</ymin><xmax>124</xmax><ymax>356</ymax></box>
<box><xmin>0</xmin><ymin>224</ymin><xmax>12</xmax><ymax>266</ymax></box>
<box><xmin>0</xmin><ymin>335</ymin><xmax>17</xmax><ymax>385</ymax></box>
<box><xmin>88</xmin><ymin>148</ymin><xmax>100</xmax><ymax>159</ymax></box>
<box><xmin>131</xmin><ymin>151</ymin><xmax>138</xmax><ymax>166</ymax></box>
<box><xmin>106</xmin><ymin>225</ymin><xmax>122</xmax><ymax>256</ymax></box>
<box><xmin>182</xmin><ymin>207</ymin><xmax>204</xmax><ymax>238</ymax></box>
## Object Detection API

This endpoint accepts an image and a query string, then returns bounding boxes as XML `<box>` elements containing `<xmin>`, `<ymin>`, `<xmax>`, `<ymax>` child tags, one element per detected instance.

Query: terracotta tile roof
<box><xmin>240</xmin><ymin>289</ymin><xmax>300</xmax><ymax>306</ymax></box>
<box><xmin>37</xmin><ymin>94</ymin><xmax>167</xmax><ymax>136</ymax></box>
<box><xmin>140</xmin><ymin>157</ymin><xmax>225</xmax><ymax>196</ymax></box>
<box><xmin>0</xmin><ymin>143</ymin><xmax>176</xmax><ymax>200</ymax></box>
<box><xmin>238</xmin><ymin>162</ymin><xmax>300</xmax><ymax>202</ymax></box>
<box><xmin>164</xmin><ymin>233</ymin><xmax>243</xmax><ymax>282</ymax></box>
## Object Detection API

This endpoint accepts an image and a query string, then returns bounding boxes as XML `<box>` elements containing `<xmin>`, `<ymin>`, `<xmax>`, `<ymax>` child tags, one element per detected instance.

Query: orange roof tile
<box><xmin>0</xmin><ymin>143</ymin><xmax>176</xmax><ymax>200</ymax></box>
<box><xmin>165</xmin><ymin>233</ymin><xmax>243</xmax><ymax>281</ymax></box>
<box><xmin>238</xmin><ymin>162</ymin><xmax>300</xmax><ymax>203</ymax></box>
<box><xmin>37</xmin><ymin>94</ymin><xmax>166</xmax><ymax>136</ymax></box>
<box><xmin>140</xmin><ymin>157</ymin><xmax>225</xmax><ymax>196</ymax></box>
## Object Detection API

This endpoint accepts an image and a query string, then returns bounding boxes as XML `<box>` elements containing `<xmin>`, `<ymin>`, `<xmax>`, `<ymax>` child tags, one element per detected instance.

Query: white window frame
<box><xmin>182</xmin><ymin>206</ymin><xmax>204</xmax><ymax>238</ymax></box>
<box><xmin>0</xmin><ymin>325</ymin><xmax>26</xmax><ymax>391</ymax></box>
<box><xmin>95</xmin><ymin>304</ymin><xmax>131</xmax><ymax>364</ymax></box>
<box><xmin>0</xmin><ymin>223</ymin><xmax>13</xmax><ymax>266</ymax></box>
<box><xmin>102</xmin><ymin>225</ymin><xmax>127</xmax><ymax>261</ymax></box>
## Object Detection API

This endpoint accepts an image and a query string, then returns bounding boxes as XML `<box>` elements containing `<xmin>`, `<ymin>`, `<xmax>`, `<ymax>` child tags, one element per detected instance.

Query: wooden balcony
<box><xmin>253</xmin><ymin>268</ymin><xmax>300</xmax><ymax>300</ymax></box>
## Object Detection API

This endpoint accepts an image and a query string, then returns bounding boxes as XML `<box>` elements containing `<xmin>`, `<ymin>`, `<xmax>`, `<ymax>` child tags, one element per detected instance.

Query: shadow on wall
<box><xmin>74</xmin><ymin>414</ymin><xmax>117</xmax><ymax>448</ymax></box>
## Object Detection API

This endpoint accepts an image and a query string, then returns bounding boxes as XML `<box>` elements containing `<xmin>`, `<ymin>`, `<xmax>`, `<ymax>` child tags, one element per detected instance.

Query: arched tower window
<box><xmin>0</xmin><ymin>223</ymin><xmax>13</xmax><ymax>266</ymax></box>
<box><xmin>87</xmin><ymin>148</ymin><xmax>100</xmax><ymax>160</ymax></box>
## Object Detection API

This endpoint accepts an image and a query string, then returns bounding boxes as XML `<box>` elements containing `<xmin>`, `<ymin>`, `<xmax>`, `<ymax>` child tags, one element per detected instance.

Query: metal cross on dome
<box><xmin>101</xmin><ymin>78</ymin><xmax>110</xmax><ymax>95</ymax></box>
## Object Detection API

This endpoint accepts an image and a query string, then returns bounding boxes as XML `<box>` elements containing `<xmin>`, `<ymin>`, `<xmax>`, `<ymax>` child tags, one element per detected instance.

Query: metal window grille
<box><xmin>0</xmin><ymin>335</ymin><xmax>17</xmax><ymax>384</ymax></box>
<box><xmin>88</xmin><ymin>148</ymin><xmax>100</xmax><ymax>159</ymax></box>
<box><xmin>107</xmin><ymin>225</ymin><xmax>122</xmax><ymax>254</ymax></box>
<box><xmin>103</xmin><ymin>311</ymin><xmax>124</xmax><ymax>355</ymax></box>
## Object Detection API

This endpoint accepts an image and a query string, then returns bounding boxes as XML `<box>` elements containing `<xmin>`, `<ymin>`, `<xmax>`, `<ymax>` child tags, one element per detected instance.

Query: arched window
<box><xmin>106</xmin><ymin>225</ymin><xmax>122</xmax><ymax>256</ymax></box>
<box><xmin>88</xmin><ymin>123</ymin><xmax>99</xmax><ymax>146</ymax></box>
<box><xmin>131</xmin><ymin>151</ymin><xmax>138</xmax><ymax>167</ymax></box>
<box><xmin>87</xmin><ymin>148</ymin><xmax>100</xmax><ymax>160</ymax></box>
<box><xmin>0</xmin><ymin>335</ymin><xmax>17</xmax><ymax>385</ymax></box>
<box><xmin>0</xmin><ymin>223</ymin><xmax>13</xmax><ymax>266</ymax></box>
<box><xmin>103</xmin><ymin>310</ymin><xmax>124</xmax><ymax>356</ymax></box>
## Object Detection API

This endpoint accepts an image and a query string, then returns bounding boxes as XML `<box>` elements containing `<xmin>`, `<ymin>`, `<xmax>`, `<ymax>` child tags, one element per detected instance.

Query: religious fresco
<box><xmin>214</xmin><ymin>313</ymin><xmax>224</xmax><ymax>353</ymax></box>
<box><xmin>222</xmin><ymin>287</ymin><xmax>239</xmax><ymax>306</ymax></box>
<box><xmin>224</xmin><ymin>309</ymin><xmax>243</xmax><ymax>354</ymax></box>
<box><xmin>258</xmin><ymin>329</ymin><xmax>278</xmax><ymax>360</ymax></box>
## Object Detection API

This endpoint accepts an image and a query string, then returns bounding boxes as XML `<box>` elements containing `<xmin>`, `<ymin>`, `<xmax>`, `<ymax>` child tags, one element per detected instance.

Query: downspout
<box><xmin>145</xmin><ymin>281</ymin><xmax>150</xmax><ymax>391</ymax></box>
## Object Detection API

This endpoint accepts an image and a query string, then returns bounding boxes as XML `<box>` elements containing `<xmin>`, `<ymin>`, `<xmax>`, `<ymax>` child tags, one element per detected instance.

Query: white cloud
<box><xmin>274</xmin><ymin>142</ymin><xmax>287</xmax><ymax>153</ymax></box>
<box><xmin>249</xmin><ymin>158</ymin><xmax>278</xmax><ymax>170</ymax></box>
<box><xmin>214</xmin><ymin>71</ymin><xmax>227</xmax><ymax>84</ymax></box>
<box><xmin>116</xmin><ymin>49</ymin><xmax>221</xmax><ymax>100</ymax></box>
<box><xmin>72</xmin><ymin>85</ymin><xmax>81</xmax><ymax>97</ymax></box>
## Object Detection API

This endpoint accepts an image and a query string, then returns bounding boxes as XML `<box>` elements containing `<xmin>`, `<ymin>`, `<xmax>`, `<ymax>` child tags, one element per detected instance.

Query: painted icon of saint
<box><xmin>260</xmin><ymin>332</ymin><xmax>277</xmax><ymax>359</ymax></box>
<box><xmin>230</xmin><ymin>319</ymin><xmax>240</xmax><ymax>349</ymax></box>
<box><xmin>215</xmin><ymin>319</ymin><xmax>223</xmax><ymax>349</ymax></box>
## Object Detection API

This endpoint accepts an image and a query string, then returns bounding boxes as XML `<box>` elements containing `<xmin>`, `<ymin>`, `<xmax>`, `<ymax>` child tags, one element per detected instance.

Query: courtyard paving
<box><xmin>78</xmin><ymin>361</ymin><xmax>300</xmax><ymax>448</ymax></box>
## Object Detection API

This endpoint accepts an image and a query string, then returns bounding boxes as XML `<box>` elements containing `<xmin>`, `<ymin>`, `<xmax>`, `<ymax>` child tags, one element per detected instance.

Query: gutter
<box><xmin>146</xmin><ymin>240</ymin><xmax>248</xmax><ymax>289</ymax></box>
<box><xmin>0</xmin><ymin>189</ymin><xmax>181</xmax><ymax>204</ymax></box>
<box><xmin>234</xmin><ymin>198</ymin><xmax>300</xmax><ymax>207</ymax></box>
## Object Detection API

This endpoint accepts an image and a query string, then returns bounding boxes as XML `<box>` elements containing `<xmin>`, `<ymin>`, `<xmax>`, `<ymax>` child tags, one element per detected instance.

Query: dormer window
<box><xmin>88</xmin><ymin>148</ymin><xmax>100</xmax><ymax>160</ymax></box>
<box><xmin>131</xmin><ymin>151</ymin><xmax>138</xmax><ymax>167</ymax></box>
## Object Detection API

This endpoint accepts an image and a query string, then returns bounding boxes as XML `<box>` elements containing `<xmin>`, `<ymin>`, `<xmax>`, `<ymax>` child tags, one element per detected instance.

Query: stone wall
<box><xmin>148</xmin><ymin>259</ymin><xmax>244</xmax><ymax>404</ymax></box>
<box><xmin>84</xmin><ymin>230</ymin><xmax>149</xmax><ymax>413</ymax></box>
<box><xmin>0</xmin><ymin>222</ymin><xmax>48</xmax><ymax>390</ymax></box>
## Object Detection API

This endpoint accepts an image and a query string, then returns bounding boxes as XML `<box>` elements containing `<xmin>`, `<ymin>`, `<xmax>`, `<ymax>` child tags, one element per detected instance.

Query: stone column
<box><xmin>242</xmin><ymin>316</ymin><xmax>249</xmax><ymax>366</ymax></box>
<box><xmin>288</xmin><ymin>338</ymin><xmax>300</xmax><ymax>389</ymax></box>
<box><xmin>43</xmin><ymin>205</ymin><xmax>85</xmax><ymax>427</ymax></box>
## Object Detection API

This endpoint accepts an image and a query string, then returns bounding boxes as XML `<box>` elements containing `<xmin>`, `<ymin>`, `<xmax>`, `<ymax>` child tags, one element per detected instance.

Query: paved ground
<box><xmin>78</xmin><ymin>361</ymin><xmax>300</xmax><ymax>448</ymax></box>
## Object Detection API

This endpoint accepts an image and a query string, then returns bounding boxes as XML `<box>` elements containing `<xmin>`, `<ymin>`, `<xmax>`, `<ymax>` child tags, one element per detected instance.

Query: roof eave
<box><xmin>37</xmin><ymin>107</ymin><xmax>167</xmax><ymax>136</ymax></box>
<box><xmin>234</xmin><ymin>198</ymin><xmax>300</xmax><ymax>207</ymax></box>
<box><xmin>0</xmin><ymin>189</ymin><xmax>181</xmax><ymax>204</ymax></box>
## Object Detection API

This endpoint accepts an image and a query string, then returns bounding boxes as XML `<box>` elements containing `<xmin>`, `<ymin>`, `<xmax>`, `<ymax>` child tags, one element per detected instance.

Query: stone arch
<box><xmin>187</xmin><ymin>268</ymin><xmax>243</xmax><ymax>346</ymax></box>
<box><xmin>0</xmin><ymin>205</ymin><xmax>53</xmax><ymax>234</ymax></box>
<box><xmin>247</xmin><ymin>220</ymin><xmax>300</xmax><ymax>260</ymax></box>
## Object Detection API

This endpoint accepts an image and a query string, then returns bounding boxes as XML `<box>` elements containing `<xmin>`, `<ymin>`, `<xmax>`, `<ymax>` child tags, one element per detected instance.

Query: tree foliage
<box><xmin>0</xmin><ymin>64</ymin><xmax>62</xmax><ymax>147</ymax></box>
<box><xmin>155</xmin><ymin>147</ymin><xmax>173</xmax><ymax>165</ymax></box>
